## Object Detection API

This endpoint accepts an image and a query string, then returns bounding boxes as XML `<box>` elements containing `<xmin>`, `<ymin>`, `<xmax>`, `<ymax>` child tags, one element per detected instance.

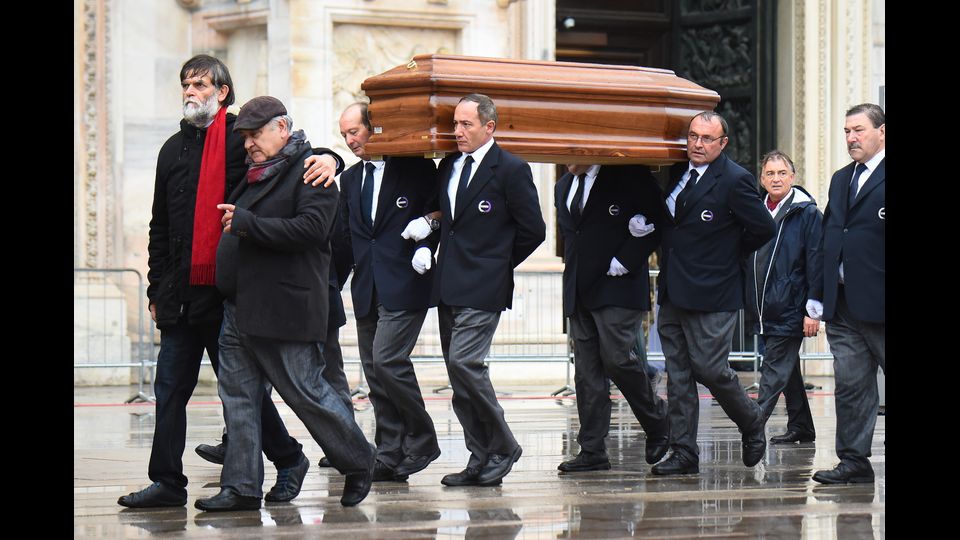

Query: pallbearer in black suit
<box><xmin>431</xmin><ymin>94</ymin><xmax>546</xmax><ymax>486</ymax></box>
<box><xmin>813</xmin><ymin>103</ymin><xmax>885</xmax><ymax>485</ymax></box>
<box><xmin>337</xmin><ymin>103</ymin><xmax>442</xmax><ymax>482</ymax></box>
<box><xmin>554</xmin><ymin>163</ymin><xmax>670</xmax><ymax>472</ymax></box>
<box><xmin>652</xmin><ymin>112</ymin><xmax>776</xmax><ymax>476</ymax></box>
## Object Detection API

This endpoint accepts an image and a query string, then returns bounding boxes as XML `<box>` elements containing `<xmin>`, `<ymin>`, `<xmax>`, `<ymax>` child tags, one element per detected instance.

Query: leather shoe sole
<box><xmin>770</xmin><ymin>431</ymin><xmax>815</xmax><ymax>444</ymax></box>
<box><xmin>394</xmin><ymin>448</ymin><xmax>442</xmax><ymax>476</ymax></box>
<box><xmin>117</xmin><ymin>482</ymin><xmax>187</xmax><ymax>508</ymax></box>
<box><xmin>557</xmin><ymin>459</ymin><xmax>610</xmax><ymax>472</ymax></box>
<box><xmin>195</xmin><ymin>443</ymin><xmax>225</xmax><ymax>465</ymax></box>
<box><xmin>341</xmin><ymin>446</ymin><xmax>377</xmax><ymax>506</ymax></box>
<box><xmin>645</xmin><ymin>433</ymin><xmax>670</xmax><ymax>465</ymax></box>
<box><xmin>650</xmin><ymin>454</ymin><xmax>699</xmax><ymax>476</ymax></box>
<box><xmin>477</xmin><ymin>445</ymin><xmax>522</xmax><ymax>485</ymax></box>
<box><xmin>812</xmin><ymin>467</ymin><xmax>874</xmax><ymax>485</ymax></box>
<box><xmin>194</xmin><ymin>489</ymin><xmax>261</xmax><ymax>512</ymax></box>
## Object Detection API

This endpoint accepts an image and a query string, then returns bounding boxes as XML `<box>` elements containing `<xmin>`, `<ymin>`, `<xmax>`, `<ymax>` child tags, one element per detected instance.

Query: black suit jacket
<box><xmin>340</xmin><ymin>156</ymin><xmax>439</xmax><ymax>318</ymax></box>
<box><xmin>223</xmin><ymin>146</ymin><xmax>338</xmax><ymax>342</ymax></box>
<box><xmin>555</xmin><ymin>165</ymin><xmax>664</xmax><ymax>317</ymax></box>
<box><xmin>657</xmin><ymin>153</ymin><xmax>775</xmax><ymax>312</ymax></box>
<box><xmin>821</xmin><ymin>158</ymin><xmax>885</xmax><ymax>323</ymax></box>
<box><xmin>431</xmin><ymin>141</ymin><xmax>546</xmax><ymax>312</ymax></box>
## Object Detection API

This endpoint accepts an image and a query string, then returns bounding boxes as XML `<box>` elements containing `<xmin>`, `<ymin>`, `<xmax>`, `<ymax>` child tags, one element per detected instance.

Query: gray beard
<box><xmin>182</xmin><ymin>93</ymin><xmax>220</xmax><ymax>128</ymax></box>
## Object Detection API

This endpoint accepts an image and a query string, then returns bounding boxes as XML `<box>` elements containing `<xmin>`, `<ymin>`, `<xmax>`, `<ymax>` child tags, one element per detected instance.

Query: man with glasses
<box><xmin>651</xmin><ymin>111</ymin><xmax>775</xmax><ymax>476</ymax></box>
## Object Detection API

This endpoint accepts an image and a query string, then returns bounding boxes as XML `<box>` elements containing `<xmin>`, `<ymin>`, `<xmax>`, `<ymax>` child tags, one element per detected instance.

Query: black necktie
<box><xmin>848</xmin><ymin>163</ymin><xmax>867</xmax><ymax>208</ymax></box>
<box><xmin>676</xmin><ymin>169</ymin><xmax>699</xmax><ymax>212</ymax></box>
<box><xmin>571</xmin><ymin>173</ymin><xmax>586</xmax><ymax>222</ymax></box>
<box><xmin>361</xmin><ymin>162</ymin><xmax>375</xmax><ymax>227</ymax></box>
<box><xmin>455</xmin><ymin>155</ymin><xmax>474</xmax><ymax>218</ymax></box>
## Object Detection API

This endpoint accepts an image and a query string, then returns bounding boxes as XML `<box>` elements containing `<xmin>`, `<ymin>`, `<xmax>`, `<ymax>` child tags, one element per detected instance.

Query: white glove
<box><xmin>606</xmin><ymin>257</ymin><xmax>629</xmax><ymax>277</ymax></box>
<box><xmin>411</xmin><ymin>247</ymin><xmax>433</xmax><ymax>275</ymax></box>
<box><xmin>628</xmin><ymin>214</ymin><xmax>655</xmax><ymax>237</ymax></box>
<box><xmin>401</xmin><ymin>216</ymin><xmax>433</xmax><ymax>241</ymax></box>
<box><xmin>805</xmin><ymin>299</ymin><xmax>823</xmax><ymax>320</ymax></box>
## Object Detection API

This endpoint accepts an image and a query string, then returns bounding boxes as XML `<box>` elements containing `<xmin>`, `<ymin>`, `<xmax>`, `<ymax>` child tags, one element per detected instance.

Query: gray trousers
<box><xmin>569</xmin><ymin>304</ymin><xmax>668</xmax><ymax>454</ymax></box>
<box><xmin>825</xmin><ymin>290</ymin><xmax>885</xmax><ymax>471</ymax></box>
<box><xmin>218</xmin><ymin>301</ymin><xmax>372</xmax><ymax>497</ymax></box>
<box><xmin>356</xmin><ymin>301</ymin><xmax>438</xmax><ymax>467</ymax></box>
<box><xmin>657</xmin><ymin>302</ymin><xmax>763</xmax><ymax>461</ymax></box>
<box><xmin>322</xmin><ymin>324</ymin><xmax>354</xmax><ymax>415</ymax></box>
<box><xmin>757</xmin><ymin>335</ymin><xmax>815</xmax><ymax>435</ymax></box>
<box><xmin>438</xmin><ymin>303</ymin><xmax>518</xmax><ymax>469</ymax></box>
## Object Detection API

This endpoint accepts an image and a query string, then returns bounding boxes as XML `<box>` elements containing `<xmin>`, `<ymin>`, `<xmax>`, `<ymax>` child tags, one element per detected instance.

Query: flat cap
<box><xmin>234</xmin><ymin>96</ymin><xmax>287</xmax><ymax>131</ymax></box>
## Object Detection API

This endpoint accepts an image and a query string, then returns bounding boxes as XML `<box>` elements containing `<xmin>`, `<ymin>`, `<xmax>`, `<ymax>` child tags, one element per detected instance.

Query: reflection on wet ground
<box><xmin>75</xmin><ymin>376</ymin><xmax>884</xmax><ymax>538</ymax></box>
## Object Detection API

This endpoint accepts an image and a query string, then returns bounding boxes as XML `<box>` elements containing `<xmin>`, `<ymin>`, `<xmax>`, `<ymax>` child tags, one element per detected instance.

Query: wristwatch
<box><xmin>425</xmin><ymin>216</ymin><xmax>440</xmax><ymax>231</ymax></box>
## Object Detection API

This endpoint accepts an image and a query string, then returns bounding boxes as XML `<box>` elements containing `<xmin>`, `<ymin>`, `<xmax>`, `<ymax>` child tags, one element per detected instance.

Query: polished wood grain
<box><xmin>362</xmin><ymin>54</ymin><xmax>720</xmax><ymax>165</ymax></box>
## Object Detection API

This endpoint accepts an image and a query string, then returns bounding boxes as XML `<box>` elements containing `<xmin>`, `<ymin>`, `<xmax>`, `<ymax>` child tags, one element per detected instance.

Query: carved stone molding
<box><xmin>79</xmin><ymin>0</ymin><xmax>115</xmax><ymax>268</ymax></box>
<box><xmin>793</xmin><ymin>0</ymin><xmax>805</xmax><ymax>183</ymax></box>
<box><xmin>817</xmin><ymin>0</ymin><xmax>827</xmax><ymax>200</ymax></box>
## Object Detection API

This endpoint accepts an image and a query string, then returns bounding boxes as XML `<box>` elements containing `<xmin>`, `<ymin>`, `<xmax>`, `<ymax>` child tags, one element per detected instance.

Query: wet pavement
<box><xmin>74</xmin><ymin>375</ymin><xmax>884</xmax><ymax>538</ymax></box>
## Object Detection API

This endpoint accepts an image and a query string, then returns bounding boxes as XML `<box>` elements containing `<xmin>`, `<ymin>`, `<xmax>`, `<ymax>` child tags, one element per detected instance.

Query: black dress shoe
<box><xmin>645</xmin><ymin>432</ymin><xmax>670</xmax><ymax>465</ymax></box>
<box><xmin>741</xmin><ymin>425</ymin><xmax>767</xmax><ymax>467</ymax></box>
<box><xmin>265</xmin><ymin>453</ymin><xmax>310</xmax><ymax>502</ymax></box>
<box><xmin>650</xmin><ymin>452</ymin><xmax>699</xmax><ymax>475</ymax></box>
<box><xmin>317</xmin><ymin>456</ymin><xmax>332</xmax><ymax>468</ymax></box>
<box><xmin>341</xmin><ymin>447</ymin><xmax>376</xmax><ymax>506</ymax></box>
<box><xmin>372</xmin><ymin>460</ymin><xmax>409</xmax><ymax>482</ymax></box>
<box><xmin>195</xmin><ymin>442</ymin><xmax>226</xmax><ymax>465</ymax></box>
<box><xmin>394</xmin><ymin>449</ymin><xmax>441</xmax><ymax>476</ymax></box>
<box><xmin>194</xmin><ymin>488</ymin><xmax>261</xmax><ymax>512</ymax></box>
<box><xmin>441</xmin><ymin>466</ymin><xmax>485</xmax><ymax>486</ymax></box>
<box><xmin>477</xmin><ymin>445</ymin><xmax>522</xmax><ymax>485</ymax></box>
<box><xmin>812</xmin><ymin>462</ymin><xmax>874</xmax><ymax>484</ymax></box>
<box><xmin>557</xmin><ymin>451</ymin><xmax>610</xmax><ymax>472</ymax></box>
<box><xmin>118</xmin><ymin>482</ymin><xmax>187</xmax><ymax>508</ymax></box>
<box><xmin>770</xmin><ymin>430</ymin><xmax>815</xmax><ymax>444</ymax></box>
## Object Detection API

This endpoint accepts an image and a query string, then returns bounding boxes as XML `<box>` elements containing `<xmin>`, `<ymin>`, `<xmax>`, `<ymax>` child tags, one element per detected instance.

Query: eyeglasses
<box><xmin>763</xmin><ymin>170</ymin><xmax>792</xmax><ymax>179</ymax></box>
<box><xmin>687</xmin><ymin>133</ymin><xmax>726</xmax><ymax>145</ymax></box>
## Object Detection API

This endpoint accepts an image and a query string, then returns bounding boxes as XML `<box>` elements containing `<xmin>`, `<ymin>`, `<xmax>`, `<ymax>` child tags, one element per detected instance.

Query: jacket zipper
<box><xmin>756</xmin><ymin>212</ymin><xmax>788</xmax><ymax>335</ymax></box>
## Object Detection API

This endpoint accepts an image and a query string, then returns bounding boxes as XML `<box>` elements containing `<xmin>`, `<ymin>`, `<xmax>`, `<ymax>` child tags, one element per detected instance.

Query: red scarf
<box><xmin>189</xmin><ymin>106</ymin><xmax>227</xmax><ymax>285</ymax></box>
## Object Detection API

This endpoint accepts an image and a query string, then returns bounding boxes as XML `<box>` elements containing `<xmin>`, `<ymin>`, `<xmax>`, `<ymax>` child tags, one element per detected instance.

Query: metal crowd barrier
<box><xmin>74</xmin><ymin>268</ymin><xmax>155</xmax><ymax>403</ymax></box>
<box><xmin>338</xmin><ymin>269</ymin><xmax>777</xmax><ymax>397</ymax></box>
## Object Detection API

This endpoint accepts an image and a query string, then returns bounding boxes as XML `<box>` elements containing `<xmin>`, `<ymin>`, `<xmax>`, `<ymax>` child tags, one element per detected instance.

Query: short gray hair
<box><xmin>268</xmin><ymin>114</ymin><xmax>293</xmax><ymax>131</ymax></box>
<box><xmin>459</xmin><ymin>93</ymin><xmax>498</xmax><ymax>127</ymax></box>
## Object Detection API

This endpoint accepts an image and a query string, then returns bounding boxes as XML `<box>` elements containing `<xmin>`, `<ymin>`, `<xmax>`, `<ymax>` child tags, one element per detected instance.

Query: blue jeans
<box><xmin>147</xmin><ymin>314</ymin><xmax>304</xmax><ymax>493</ymax></box>
<box><xmin>218</xmin><ymin>301</ymin><xmax>372</xmax><ymax>497</ymax></box>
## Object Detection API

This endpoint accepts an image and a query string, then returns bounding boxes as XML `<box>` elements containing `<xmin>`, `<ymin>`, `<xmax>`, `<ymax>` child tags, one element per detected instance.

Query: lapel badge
<box><xmin>878</xmin><ymin>207</ymin><xmax>885</xmax><ymax>220</ymax></box>
<box><xmin>396</xmin><ymin>196</ymin><xmax>409</xmax><ymax>209</ymax></box>
<box><xmin>700</xmin><ymin>210</ymin><xmax>714</xmax><ymax>222</ymax></box>
<box><xmin>608</xmin><ymin>204</ymin><xmax>620</xmax><ymax>216</ymax></box>
<box><xmin>478</xmin><ymin>200</ymin><xmax>493</xmax><ymax>214</ymax></box>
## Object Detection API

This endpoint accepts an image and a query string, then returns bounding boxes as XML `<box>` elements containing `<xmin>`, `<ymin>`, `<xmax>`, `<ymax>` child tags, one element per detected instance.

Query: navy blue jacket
<box><xmin>745</xmin><ymin>186</ymin><xmax>823</xmax><ymax>337</ymax></box>
<box><xmin>431</xmin><ymin>142</ymin><xmax>546</xmax><ymax>312</ymax></box>
<box><xmin>555</xmin><ymin>165</ymin><xmax>664</xmax><ymax>317</ymax></box>
<box><xmin>821</xmin><ymin>158</ymin><xmax>885</xmax><ymax>324</ymax></box>
<box><xmin>658</xmin><ymin>153</ymin><xmax>776</xmax><ymax>312</ymax></box>
<box><xmin>340</xmin><ymin>156</ymin><xmax>439</xmax><ymax>318</ymax></box>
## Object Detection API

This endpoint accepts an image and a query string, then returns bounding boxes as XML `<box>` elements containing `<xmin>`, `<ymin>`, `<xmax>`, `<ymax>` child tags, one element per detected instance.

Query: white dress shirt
<box><xmin>449</xmin><ymin>137</ymin><xmax>495</xmax><ymax>218</ymax></box>
<box><xmin>565</xmin><ymin>164</ymin><xmax>601</xmax><ymax>212</ymax></box>
<box><xmin>666</xmin><ymin>162</ymin><xmax>710</xmax><ymax>217</ymax></box>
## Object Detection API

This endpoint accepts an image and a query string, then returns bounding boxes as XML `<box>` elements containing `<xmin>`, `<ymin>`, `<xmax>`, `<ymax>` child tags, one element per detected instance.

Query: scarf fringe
<box><xmin>189</xmin><ymin>264</ymin><xmax>217</xmax><ymax>286</ymax></box>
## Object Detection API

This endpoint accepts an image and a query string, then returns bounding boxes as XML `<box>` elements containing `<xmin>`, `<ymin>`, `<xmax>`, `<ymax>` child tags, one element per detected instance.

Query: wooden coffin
<box><xmin>361</xmin><ymin>54</ymin><xmax>719</xmax><ymax>165</ymax></box>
